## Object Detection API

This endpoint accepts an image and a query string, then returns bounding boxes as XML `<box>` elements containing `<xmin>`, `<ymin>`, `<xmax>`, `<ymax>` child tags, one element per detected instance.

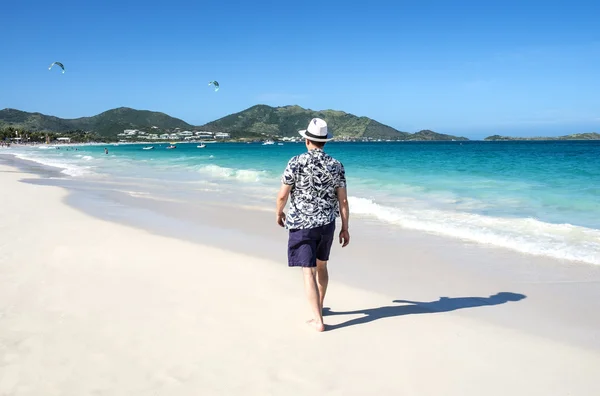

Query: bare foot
<box><xmin>306</xmin><ymin>319</ymin><xmax>325</xmax><ymax>332</ymax></box>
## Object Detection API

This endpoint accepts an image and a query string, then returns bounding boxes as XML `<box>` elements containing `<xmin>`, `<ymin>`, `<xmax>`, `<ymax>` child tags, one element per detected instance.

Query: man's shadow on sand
<box><xmin>324</xmin><ymin>292</ymin><xmax>526</xmax><ymax>330</ymax></box>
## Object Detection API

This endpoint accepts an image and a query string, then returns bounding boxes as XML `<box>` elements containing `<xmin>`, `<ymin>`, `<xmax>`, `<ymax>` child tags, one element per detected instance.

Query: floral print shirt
<box><xmin>281</xmin><ymin>148</ymin><xmax>347</xmax><ymax>230</ymax></box>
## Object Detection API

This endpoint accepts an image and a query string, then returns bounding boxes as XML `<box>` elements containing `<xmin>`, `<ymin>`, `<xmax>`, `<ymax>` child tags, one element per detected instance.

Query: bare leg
<box><xmin>316</xmin><ymin>259</ymin><xmax>329</xmax><ymax>310</ymax></box>
<box><xmin>302</xmin><ymin>267</ymin><xmax>325</xmax><ymax>332</ymax></box>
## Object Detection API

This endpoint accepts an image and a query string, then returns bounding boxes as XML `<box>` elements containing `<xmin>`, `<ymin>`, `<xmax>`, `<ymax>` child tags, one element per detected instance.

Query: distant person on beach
<box><xmin>276</xmin><ymin>118</ymin><xmax>350</xmax><ymax>332</ymax></box>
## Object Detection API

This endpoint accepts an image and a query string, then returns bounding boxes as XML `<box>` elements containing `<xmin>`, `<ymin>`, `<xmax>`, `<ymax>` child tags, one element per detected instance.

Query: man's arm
<box><xmin>337</xmin><ymin>187</ymin><xmax>350</xmax><ymax>247</ymax></box>
<box><xmin>277</xmin><ymin>158</ymin><xmax>295</xmax><ymax>227</ymax></box>
<box><xmin>276</xmin><ymin>183</ymin><xmax>292</xmax><ymax>227</ymax></box>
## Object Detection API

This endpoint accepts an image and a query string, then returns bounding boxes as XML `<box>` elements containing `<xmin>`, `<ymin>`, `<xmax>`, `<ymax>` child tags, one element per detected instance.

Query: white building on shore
<box><xmin>113</xmin><ymin>128</ymin><xmax>231</xmax><ymax>141</ymax></box>
<box><xmin>195</xmin><ymin>131</ymin><xmax>214</xmax><ymax>137</ymax></box>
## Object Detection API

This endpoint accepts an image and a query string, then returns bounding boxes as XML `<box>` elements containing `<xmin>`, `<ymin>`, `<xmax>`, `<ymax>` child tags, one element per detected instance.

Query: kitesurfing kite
<box><xmin>209</xmin><ymin>81</ymin><xmax>219</xmax><ymax>92</ymax></box>
<box><xmin>49</xmin><ymin>62</ymin><xmax>65</xmax><ymax>73</ymax></box>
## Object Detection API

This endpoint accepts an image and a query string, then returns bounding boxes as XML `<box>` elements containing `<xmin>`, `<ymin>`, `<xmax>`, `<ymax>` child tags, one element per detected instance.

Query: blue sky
<box><xmin>2</xmin><ymin>0</ymin><xmax>599</xmax><ymax>138</ymax></box>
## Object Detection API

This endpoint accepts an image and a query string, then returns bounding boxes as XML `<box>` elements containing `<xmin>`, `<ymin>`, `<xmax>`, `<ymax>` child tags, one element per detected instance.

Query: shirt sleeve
<box><xmin>281</xmin><ymin>158</ymin><xmax>296</xmax><ymax>185</ymax></box>
<box><xmin>336</xmin><ymin>163</ymin><xmax>347</xmax><ymax>189</ymax></box>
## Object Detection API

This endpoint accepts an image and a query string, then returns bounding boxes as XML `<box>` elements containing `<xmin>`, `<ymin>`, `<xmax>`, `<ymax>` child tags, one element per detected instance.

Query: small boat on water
<box><xmin>262</xmin><ymin>140</ymin><xmax>275</xmax><ymax>145</ymax></box>
<box><xmin>277</xmin><ymin>143</ymin><xmax>284</xmax><ymax>146</ymax></box>
<box><xmin>166</xmin><ymin>145</ymin><xmax>176</xmax><ymax>150</ymax></box>
<box><xmin>197</xmin><ymin>143</ymin><xmax>206</xmax><ymax>148</ymax></box>
<box><xmin>142</xmin><ymin>146</ymin><xmax>154</xmax><ymax>150</ymax></box>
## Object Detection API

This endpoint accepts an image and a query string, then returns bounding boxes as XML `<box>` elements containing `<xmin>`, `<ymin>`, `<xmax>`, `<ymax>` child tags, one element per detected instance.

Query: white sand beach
<box><xmin>1</xmin><ymin>163</ymin><xmax>600</xmax><ymax>396</ymax></box>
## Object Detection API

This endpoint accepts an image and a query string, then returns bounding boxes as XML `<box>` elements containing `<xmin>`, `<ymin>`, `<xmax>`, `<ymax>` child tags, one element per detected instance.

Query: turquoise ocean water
<box><xmin>4</xmin><ymin>140</ymin><xmax>600</xmax><ymax>265</ymax></box>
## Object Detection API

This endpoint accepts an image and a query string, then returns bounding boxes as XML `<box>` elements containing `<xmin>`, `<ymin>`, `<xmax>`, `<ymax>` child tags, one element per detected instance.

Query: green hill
<box><xmin>78</xmin><ymin>107</ymin><xmax>192</xmax><ymax>134</ymax></box>
<box><xmin>0</xmin><ymin>108</ymin><xmax>74</xmax><ymax>131</ymax></box>
<box><xmin>0</xmin><ymin>107</ymin><xmax>192</xmax><ymax>137</ymax></box>
<box><xmin>485</xmin><ymin>133</ymin><xmax>600</xmax><ymax>141</ymax></box>
<box><xmin>200</xmin><ymin>105</ymin><xmax>467</xmax><ymax>141</ymax></box>
<box><xmin>200</xmin><ymin>104</ymin><xmax>398</xmax><ymax>139</ymax></box>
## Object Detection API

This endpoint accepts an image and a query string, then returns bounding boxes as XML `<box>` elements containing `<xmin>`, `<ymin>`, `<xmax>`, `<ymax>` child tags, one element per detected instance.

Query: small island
<box><xmin>485</xmin><ymin>133</ymin><xmax>600</xmax><ymax>141</ymax></box>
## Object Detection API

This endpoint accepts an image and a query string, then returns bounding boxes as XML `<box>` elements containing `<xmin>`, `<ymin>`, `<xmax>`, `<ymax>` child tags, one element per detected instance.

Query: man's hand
<box><xmin>336</xmin><ymin>187</ymin><xmax>350</xmax><ymax>248</ymax></box>
<box><xmin>339</xmin><ymin>229</ymin><xmax>350</xmax><ymax>247</ymax></box>
<box><xmin>276</xmin><ymin>212</ymin><xmax>286</xmax><ymax>227</ymax></box>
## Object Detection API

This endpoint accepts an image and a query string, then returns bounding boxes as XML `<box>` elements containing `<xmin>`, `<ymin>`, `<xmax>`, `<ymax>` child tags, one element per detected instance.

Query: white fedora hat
<box><xmin>298</xmin><ymin>118</ymin><xmax>334</xmax><ymax>142</ymax></box>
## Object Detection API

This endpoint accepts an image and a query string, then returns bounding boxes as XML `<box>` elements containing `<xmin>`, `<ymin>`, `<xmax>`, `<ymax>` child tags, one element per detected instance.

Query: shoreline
<box><xmin>3</xmin><ymin>147</ymin><xmax>600</xmax><ymax>266</ymax></box>
<box><xmin>2</xmin><ymin>162</ymin><xmax>600</xmax><ymax>394</ymax></box>
<box><xmin>4</xmin><ymin>139</ymin><xmax>600</xmax><ymax>147</ymax></box>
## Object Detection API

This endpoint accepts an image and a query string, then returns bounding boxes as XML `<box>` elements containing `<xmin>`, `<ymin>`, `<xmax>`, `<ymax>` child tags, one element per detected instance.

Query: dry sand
<box><xmin>1</xmin><ymin>163</ymin><xmax>600</xmax><ymax>396</ymax></box>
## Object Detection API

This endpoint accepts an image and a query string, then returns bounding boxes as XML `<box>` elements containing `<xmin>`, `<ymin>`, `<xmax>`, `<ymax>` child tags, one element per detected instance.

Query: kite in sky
<box><xmin>49</xmin><ymin>62</ymin><xmax>65</xmax><ymax>73</ymax></box>
<box><xmin>209</xmin><ymin>81</ymin><xmax>219</xmax><ymax>91</ymax></box>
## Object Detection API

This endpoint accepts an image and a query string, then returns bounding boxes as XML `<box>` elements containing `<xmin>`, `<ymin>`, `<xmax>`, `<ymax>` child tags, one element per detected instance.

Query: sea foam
<box><xmin>11</xmin><ymin>153</ymin><xmax>96</xmax><ymax>177</ymax></box>
<box><xmin>349</xmin><ymin>196</ymin><xmax>600</xmax><ymax>265</ymax></box>
<box><xmin>198</xmin><ymin>164</ymin><xmax>267</xmax><ymax>182</ymax></box>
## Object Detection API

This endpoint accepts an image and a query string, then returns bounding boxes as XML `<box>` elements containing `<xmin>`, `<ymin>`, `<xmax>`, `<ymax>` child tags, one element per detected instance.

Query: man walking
<box><xmin>276</xmin><ymin>118</ymin><xmax>350</xmax><ymax>332</ymax></box>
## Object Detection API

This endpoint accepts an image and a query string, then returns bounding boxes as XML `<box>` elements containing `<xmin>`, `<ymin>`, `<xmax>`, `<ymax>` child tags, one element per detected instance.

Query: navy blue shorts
<box><xmin>288</xmin><ymin>221</ymin><xmax>336</xmax><ymax>268</ymax></box>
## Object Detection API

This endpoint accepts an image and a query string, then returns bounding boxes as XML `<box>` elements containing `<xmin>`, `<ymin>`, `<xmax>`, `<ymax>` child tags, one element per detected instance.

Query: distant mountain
<box><xmin>485</xmin><ymin>133</ymin><xmax>600</xmax><ymax>141</ymax></box>
<box><xmin>0</xmin><ymin>108</ymin><xmax>74</xmax><ymax>131</ymax></box>
<box><xmin>199</xmin><ymin>105</ymin><xmax>408</xmax><ymax>139</ymax></box>
<box><xmin>200</xmin><ymin>105</ymin><xmax>467</xmax><ymax>141</ymax></box>
<box><xmin>0</xmin><ymin>107</ymin><xmax>192</xmax><ymax>136</ymax></box>
<box><xmin>79</xmin><ymin>108</ymin><xmax>192</xmax><ymax>135</ymax></box>
<box><xmin>0</xmin><ymin>105</ymin><xmax>468</xmax><ymax>141</ymax></box>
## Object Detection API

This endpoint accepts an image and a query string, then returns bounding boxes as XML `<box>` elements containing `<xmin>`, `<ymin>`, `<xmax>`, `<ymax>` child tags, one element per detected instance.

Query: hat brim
<box><xmin>298</xmin><ymin>130</ymin><xmax>334</xmax><ymax>142</ymax></box>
